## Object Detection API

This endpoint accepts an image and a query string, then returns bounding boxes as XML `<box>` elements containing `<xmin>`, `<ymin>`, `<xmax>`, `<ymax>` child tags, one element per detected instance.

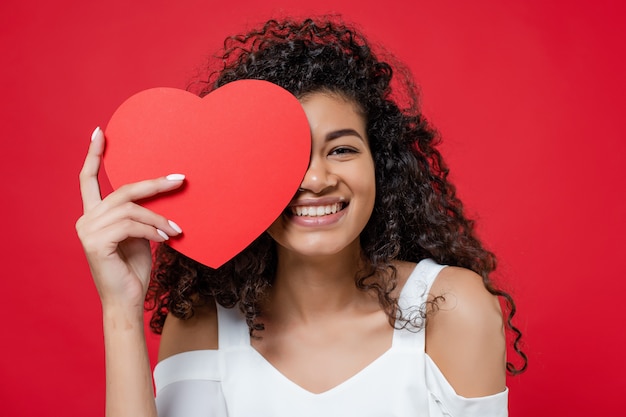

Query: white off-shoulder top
<box><xmin>153</xmin><ymin>258</ymin><xmax>508</xmax><ymax>416</ymax></box>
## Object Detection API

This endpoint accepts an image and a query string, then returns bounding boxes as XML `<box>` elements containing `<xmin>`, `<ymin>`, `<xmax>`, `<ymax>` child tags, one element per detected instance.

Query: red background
<box><xmin>1</xmin><ymin>0</ymin><xmax>624</xmax><ymax>415</ymax></box>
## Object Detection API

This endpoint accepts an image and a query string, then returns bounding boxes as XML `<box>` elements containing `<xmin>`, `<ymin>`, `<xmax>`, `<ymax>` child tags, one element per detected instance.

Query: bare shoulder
<box><xmin>158</xmin><ymin>300</ymin><xmax>219</xmax><ymax>362</ymax></box>
<box><xmin>428</xmin><ymin>266</ymin><xmax>502</xmax><ymax>320</ymax></box>
<box><xmin>425</xmin><ymin>266</ymin><xmax>506</xmax><ymax>397</ymax></box>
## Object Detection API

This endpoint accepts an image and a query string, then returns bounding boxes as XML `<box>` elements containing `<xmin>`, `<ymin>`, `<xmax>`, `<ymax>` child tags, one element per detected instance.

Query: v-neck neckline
<box><xmin>243</xmin><ymin>262</ymin><xmax>422</xmax><ymax>396</ymax></box>
<box><xmin>247</xmin><ymin>343</ymin><xmax>396</xmax><ymax>396</ymax></box>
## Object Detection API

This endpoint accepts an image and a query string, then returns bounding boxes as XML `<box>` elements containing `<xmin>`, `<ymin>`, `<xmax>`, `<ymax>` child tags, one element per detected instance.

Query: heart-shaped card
<box><xmin>104</xmin><ymin>80</ymin><xmax>311</xmax><ymax>268</ymax></box>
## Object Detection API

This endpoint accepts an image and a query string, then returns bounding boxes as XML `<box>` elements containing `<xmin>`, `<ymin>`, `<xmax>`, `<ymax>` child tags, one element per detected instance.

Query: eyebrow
<box><xmin>325</xmin><ymin>129</ymin><xmax>365</xmax><ymax>142</ymax></box>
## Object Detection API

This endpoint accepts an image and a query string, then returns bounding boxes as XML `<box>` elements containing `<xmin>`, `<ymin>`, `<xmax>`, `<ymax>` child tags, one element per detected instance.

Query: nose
<box><xmin>298</xmin><ymin>157</ymin><xmax>337</xmax><ymax>194</ymax></box>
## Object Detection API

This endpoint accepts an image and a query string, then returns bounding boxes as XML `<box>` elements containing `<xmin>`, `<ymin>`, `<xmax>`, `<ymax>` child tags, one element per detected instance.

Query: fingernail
<box><xmin>168</xmin><ymin>220</ymin><xmax>183</xmax><ymax>234</ymax></box>
<box><xmin>156</xmin><ymin>229</ymin><xmax>169</xmax><ymax>240</ymax></box>
<box><xmin>91</xmin><ymin>126</ymin><xmax>102</xmax><ymax>142</ymax></box>
<box><xmin>166</xmin><ymin>174</ymin><xmax>185</xmax><ymax>181</ymax></box>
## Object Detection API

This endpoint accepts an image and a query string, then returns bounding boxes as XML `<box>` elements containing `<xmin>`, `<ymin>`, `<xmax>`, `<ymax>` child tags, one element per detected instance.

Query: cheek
<box><xmin>361</xmin><ymin>162</ymin><xmax>377</xmax><ymax>205</ymax></box>
<box><xmin>350</xmin><ymin>164</ymin><xmax>376</xmax><ymax>222</ymax></box>
<box><xmin>365</xmin><ymin>183</ymin><xmax>376</xmax><ymax>217</ymax></box>
<box><xmin>266</xmin><ymin>215</ymin><xmax>285</xmax><ymax>241</ymax></box>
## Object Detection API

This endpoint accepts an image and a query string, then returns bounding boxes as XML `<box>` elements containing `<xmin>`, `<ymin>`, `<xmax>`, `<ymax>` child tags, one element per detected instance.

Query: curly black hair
<box><xmin>146</xmin><ymin>16</ymin><xmax>527</xmax><ymax>374</ymax></box>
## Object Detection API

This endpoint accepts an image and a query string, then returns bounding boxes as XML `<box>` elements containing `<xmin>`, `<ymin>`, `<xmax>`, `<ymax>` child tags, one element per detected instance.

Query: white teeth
<box><xmin>292</xmin><ymin>203</ymin><xmax>343</xmax><ymax>217</ymax></box>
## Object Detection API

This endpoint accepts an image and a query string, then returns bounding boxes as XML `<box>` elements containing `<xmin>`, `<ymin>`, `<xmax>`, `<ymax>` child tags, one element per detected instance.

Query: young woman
<box><xmin>77</xmin><ymin>17</ymin><xmax>525</xmax><ymax>417</ymax></box>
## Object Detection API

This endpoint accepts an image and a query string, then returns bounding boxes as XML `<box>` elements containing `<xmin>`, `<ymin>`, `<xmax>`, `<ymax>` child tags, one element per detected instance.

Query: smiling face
<box><xmin>267</xmin><ymin>91</ymin><xmax>376</xmax><ymax>259</ymax></box>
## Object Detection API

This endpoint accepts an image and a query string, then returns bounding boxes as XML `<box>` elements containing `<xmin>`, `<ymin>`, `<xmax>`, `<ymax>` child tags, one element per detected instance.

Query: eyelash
<box><xmin>329</xmin><ymin>146</ymin><xmax>358</xmax><ymax>156</ymax></box>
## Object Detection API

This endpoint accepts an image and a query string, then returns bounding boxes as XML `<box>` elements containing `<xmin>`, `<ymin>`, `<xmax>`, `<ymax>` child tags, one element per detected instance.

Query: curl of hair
<box><xmin>146</xmin><ymin>16</ymin><xmax>527</xmax><ymax>374</ymax></box>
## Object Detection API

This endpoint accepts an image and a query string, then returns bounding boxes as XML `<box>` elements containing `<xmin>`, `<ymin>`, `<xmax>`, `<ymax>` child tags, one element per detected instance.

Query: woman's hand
<box><xmin>76</xmin><ymin>127</ymin><xmax>184</xmax><ymax>312</ymax></box>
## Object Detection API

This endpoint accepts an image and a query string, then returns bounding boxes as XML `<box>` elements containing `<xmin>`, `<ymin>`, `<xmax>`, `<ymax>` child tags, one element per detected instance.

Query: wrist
<box><xmin>102</xmin><ymin>304</ymin><xmax>145</xmax><ymax>331</ymax></box>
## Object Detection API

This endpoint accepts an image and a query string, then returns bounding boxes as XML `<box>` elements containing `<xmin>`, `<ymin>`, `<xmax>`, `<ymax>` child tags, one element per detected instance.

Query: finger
<box><xmin>85</xmin><ymin>201</ymin><xmax>183</xmax><ymax>238</ymax></box>
<box><xmin>103</xmin><ymin>220</ymin><xmax>171</xmax><ymax>245</ymax></box>
<box><xmin>81</xmin><ymin>219</ymin><xmax>171</xmax><ymax>257</ymax></box>
<box><xmin>79</xmin><ymin>127</ymin><xmax>105</xmax><ymax>212</ymax></box>
<box><xmin>103</xmin><ymin>173</ymin><xmax>186</xmax><ymax>208</ymax></box>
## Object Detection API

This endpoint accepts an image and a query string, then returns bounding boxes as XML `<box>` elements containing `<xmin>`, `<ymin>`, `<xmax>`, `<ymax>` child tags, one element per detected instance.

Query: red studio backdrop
<box><xmin>1</xmin><ymin>0</ymin><xmax>624</xmax><ymax>415</ymax></box>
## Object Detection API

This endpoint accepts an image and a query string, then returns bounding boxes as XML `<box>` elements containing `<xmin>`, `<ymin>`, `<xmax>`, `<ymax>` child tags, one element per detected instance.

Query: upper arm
<box><xmin>158</xmin><ymin>301</ymin><xmax>219</xmax><ymax>362</ymax></box>
<box><xmin>425</xmin><ymin>267</ymin><xmax>506</xmax><ymax>397</ymax></box>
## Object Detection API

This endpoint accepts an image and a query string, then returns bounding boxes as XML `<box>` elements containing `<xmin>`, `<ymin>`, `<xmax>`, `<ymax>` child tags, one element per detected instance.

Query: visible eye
<box><xmin>329</xmin><ymin>146</ymin><xmax>359</xmax><ymax>156</ymax></box>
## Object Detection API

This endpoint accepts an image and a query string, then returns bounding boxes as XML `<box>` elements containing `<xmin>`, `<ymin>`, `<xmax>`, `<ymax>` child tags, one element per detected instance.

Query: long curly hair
<box><xmin>146</xmin><ymin>16</ymin><xmax>527</xmax><ymax>374</ymax></box>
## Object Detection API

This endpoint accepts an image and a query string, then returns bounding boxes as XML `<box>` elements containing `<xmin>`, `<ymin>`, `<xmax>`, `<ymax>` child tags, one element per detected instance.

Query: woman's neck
<box><xmin>266</xmin><ymin>244</ymin><xmax>372</xmax><ymax>324</ymax></box>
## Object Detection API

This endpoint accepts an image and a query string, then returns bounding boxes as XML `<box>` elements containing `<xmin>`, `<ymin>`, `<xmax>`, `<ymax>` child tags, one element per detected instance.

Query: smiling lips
<box><xmin>291</xmin><ymin>202</ymin><xmax>345</xmax><ymax>217</ymax></box>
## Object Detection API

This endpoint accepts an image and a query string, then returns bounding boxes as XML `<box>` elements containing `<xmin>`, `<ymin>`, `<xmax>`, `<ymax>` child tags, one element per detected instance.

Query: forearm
<box><xmin>103</xmin><ymin>306</ymin><xmax>157</xmax><ymax>417</ymax></box>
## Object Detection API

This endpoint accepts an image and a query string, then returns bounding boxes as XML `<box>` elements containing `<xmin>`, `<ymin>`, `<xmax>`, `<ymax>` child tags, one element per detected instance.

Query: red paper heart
<box><xmin>104</xmin><ymin>80</ymin><xmax>311</xmax><ymax>268</ymax></box>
